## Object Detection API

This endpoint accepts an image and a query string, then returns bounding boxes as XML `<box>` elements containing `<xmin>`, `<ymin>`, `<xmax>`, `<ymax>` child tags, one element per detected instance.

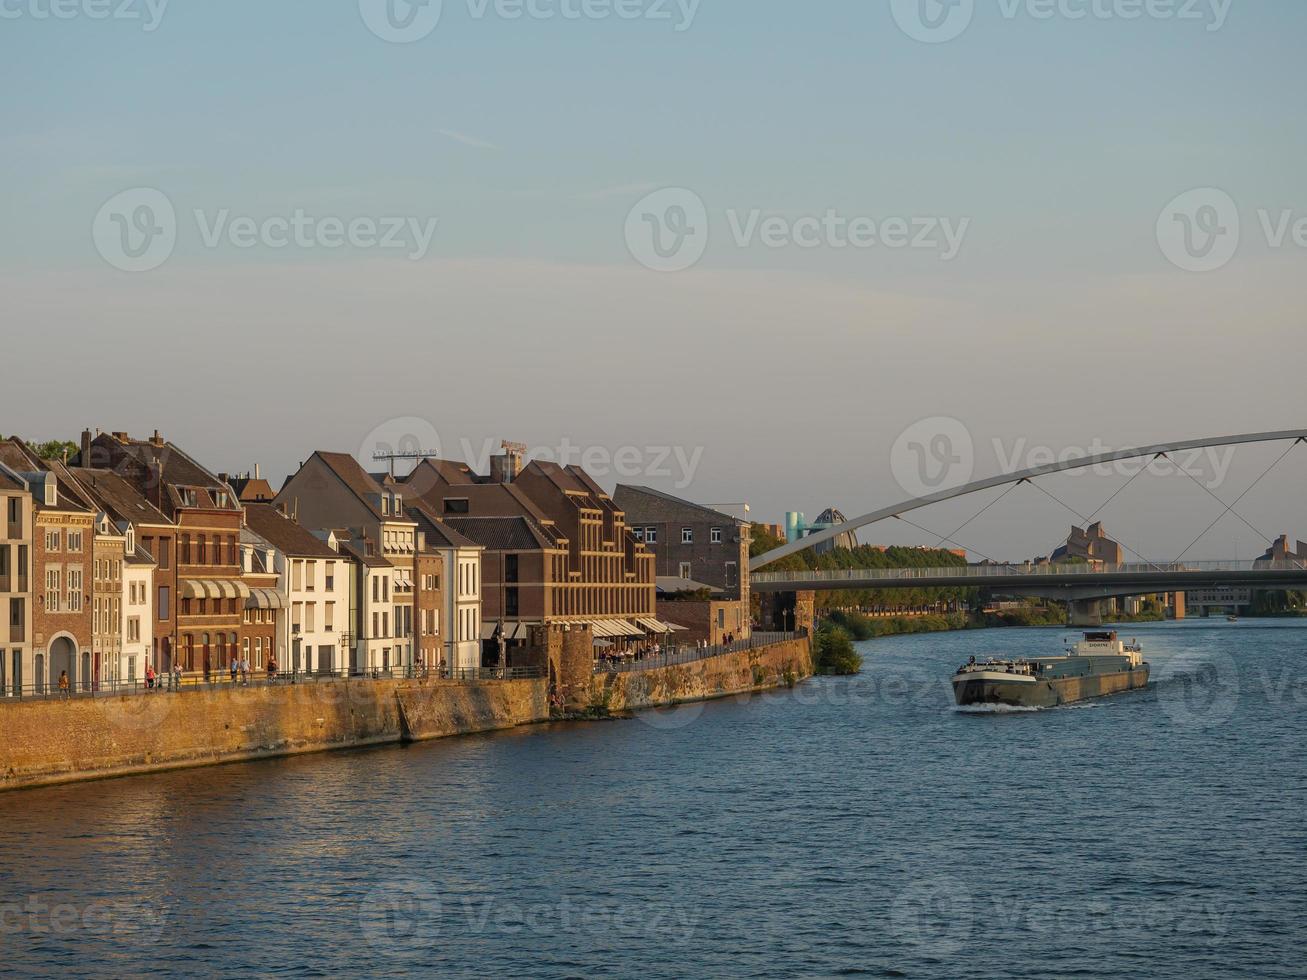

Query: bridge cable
<box><xmin>892</xmin><ymin>514</ymin><xmax>1000</xmax><ymax>564</ymax></box>
<box><xmin>1161</xmin><ymin>451</ymin><xmax>1275</xmax><ymax>547</ymax></box>
<box><xmin>1020</xmin><ymin>478</ymin><xmax>1163</xmax><ymax>570</ymax></box>
<box><xmin>1170</xmin><ymin>438</ymin><xmax>1303</xmax><ymax>564</ymax></box>
<box><xmin>1082</xmin><ymin>453</ymin><xmax>1160</xmax><ymax>525</ymax></box>
<box><xmin>931</xmin><ymin>481</ymin><xmax>1023</xmax><ymax>552</ymax></box>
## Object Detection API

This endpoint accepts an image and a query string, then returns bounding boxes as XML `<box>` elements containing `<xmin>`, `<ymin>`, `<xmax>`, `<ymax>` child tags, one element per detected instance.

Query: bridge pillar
<box><xmin>1068</xmin><ymin>599</ymin><xmax>1103</xmax><ymax>628</ymax></box>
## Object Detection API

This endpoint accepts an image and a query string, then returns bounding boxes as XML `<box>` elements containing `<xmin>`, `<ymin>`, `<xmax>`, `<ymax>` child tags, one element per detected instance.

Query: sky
<box><xmin>2</xmin><ymin>0</ymin><xmax>1304</xmax><ymax>562</ymax></box>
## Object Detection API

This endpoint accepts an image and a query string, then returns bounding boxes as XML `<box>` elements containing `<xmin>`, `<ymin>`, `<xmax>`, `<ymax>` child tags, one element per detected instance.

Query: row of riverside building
<box><xmin>0</xmin><ymin>431</ymin><xmax>755</xmax><ymax>695</ymax></box>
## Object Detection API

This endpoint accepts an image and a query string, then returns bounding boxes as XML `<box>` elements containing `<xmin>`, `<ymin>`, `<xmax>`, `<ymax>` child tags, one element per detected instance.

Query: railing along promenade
<box><xmin>0</xmin><ymin>664</ymin><xmax>546</xmax><ymax>703</ymax></box>
<box><xmin>752</xmin><ymin>559</ymin><xmax>1307</xmax><ymax>587</ymax></box>
<box><xmin>595</xmin><ymin>630</ymin><xmax>806</xmax><ymax>674</ymax></box>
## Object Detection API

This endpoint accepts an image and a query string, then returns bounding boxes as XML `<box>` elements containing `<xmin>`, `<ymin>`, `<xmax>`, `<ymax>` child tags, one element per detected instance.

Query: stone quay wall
<box><xmin>0</xmin><ymin>637</ymin><xmax>812</xmax><ymax>792</ymax></box>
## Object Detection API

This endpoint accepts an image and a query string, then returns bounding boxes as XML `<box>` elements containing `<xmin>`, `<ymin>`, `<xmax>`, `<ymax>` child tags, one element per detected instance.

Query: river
<box><xmin>1</xmin><ymin>619</ymin><xmax>1304</xmax><ymax>978</ymax></box>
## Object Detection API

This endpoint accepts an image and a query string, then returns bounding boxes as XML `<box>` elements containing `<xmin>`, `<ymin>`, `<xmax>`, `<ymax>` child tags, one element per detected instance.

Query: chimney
<box><xmin>491</xmin><ymin>441</ymin><xmax>526</xmax><ymax>484</ymax></box>
<box><xmin>254</xmin><ymin>463</ymin><xmax>261</xmax><ymax>479</ymax></box>
<box><xmin>147</xmin><ymin>459</ymin><xmax>165</xmax><ymax>511</ymax></box>
<box><xmin>80</xmin><ymin>429</ymin><xmax>92</xmax><ymax>462</ymax></box>
<box><xmin>150</xmin><ymin>430</ymin><xmax>165</xmax><ymax>448</ymax></box>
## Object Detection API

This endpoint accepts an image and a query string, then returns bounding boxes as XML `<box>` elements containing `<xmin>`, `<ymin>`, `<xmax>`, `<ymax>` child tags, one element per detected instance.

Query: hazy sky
<box><xmin>2</xmin><ymin>0</ymin><xmax>1304</xmax><ymax>561</ymax></box>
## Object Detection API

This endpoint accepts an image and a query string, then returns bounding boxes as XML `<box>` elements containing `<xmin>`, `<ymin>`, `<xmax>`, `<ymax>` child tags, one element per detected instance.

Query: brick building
<box><xmin>79</xmin><ymin>431</ymin><xmax>246</xmax><ymax>678</ymax></box>
<box><xmin>0</xmin><ymin>440</ymin><xmax>95</xmax><ymax>693</ymax></box>
<box><xmin>0</xmin><ymin>462</ymin><xmax>33</xmax><ymax>696</ymax></box>
<box><xmin>613</xmin><ymin>484</ymin><xmax>752</xmax><ymax>643</ymax></box>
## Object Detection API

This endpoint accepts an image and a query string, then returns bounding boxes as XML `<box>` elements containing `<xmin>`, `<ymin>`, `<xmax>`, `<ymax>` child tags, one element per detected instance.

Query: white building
<box><xmin>244</xmin><ymin>504</ymin><xmax>350</xmax><ymax>676</ymax></box>
<box><xmin>121</xmin><ymin>530</ymin><xmax>155</xmax><ymax>685</ymax></box>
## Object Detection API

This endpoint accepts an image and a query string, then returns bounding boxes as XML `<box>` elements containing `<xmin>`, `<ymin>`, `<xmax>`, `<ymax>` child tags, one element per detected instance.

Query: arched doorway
<box><xmin>49</xmin><ymin>636</ymin><xmax>77</xmax><ymax>695</ymax></box>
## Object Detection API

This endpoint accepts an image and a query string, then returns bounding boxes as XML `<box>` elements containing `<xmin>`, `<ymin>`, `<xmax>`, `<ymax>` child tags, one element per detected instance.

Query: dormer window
<box><xmin>180</xmin><ymin>488</ymin><xmax>198</xmax><ymax>507</ymax></box>
<box><xmin>126</xmin><ymin>529</ymin><xmax>135</xmax><ymax>553</ymax></box>
<box><xmin>380</xmin><ymin>497</ymin><xmax>390</xmax><ymax>516</ymax></box>
<box><xmin>214</xmin><ymin>491</ymin><xmax>229</xmax><ymax>508</ymax></box>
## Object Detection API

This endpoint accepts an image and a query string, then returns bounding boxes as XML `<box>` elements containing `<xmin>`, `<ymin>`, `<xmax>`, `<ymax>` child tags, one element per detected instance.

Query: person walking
<box><xmin>230</xmin><ymin>657</ymin><xmax>239</xmax><ymax>685</ymax></box>
<box><xmin>173</xmin><ymin>661</ymin><xmax>183</xmax><ymax>691</ymax></box>
<box><xmin>145</xmin><ymin>663</ymin><xmax>156</xmax><ymax>690</ymax></box>
<box><xmin>58</xmin><ymin>670</ymin><xmax>70</xmax><ymax>699</ymax></box>
<box><xmin>267</xmin><ymin>655</ymin><xmax>278</xmax><ymax>682</ymax></box>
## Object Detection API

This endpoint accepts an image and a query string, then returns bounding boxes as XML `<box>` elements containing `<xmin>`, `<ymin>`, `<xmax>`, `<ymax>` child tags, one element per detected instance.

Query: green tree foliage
<box><xmin>812</xmin><ymin>623</ymin><xmax>862</xmax><ymax>676</ymax></box>
<box><xmin>28</xmin><ymin>439</ymin><xmax>78</xmax><ymax>462</ymax></box>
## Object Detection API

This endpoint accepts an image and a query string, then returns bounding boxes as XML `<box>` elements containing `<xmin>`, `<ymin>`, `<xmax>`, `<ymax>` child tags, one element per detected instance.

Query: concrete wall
<box><xmin>0</xmin><ymin>677</ymin><xmax>547</xmax><ymax>792</ymax></box>
<box><xmin>589</xmin><ymin>637</ymin><xmax>813</xmax><ymax>712</ymax></box>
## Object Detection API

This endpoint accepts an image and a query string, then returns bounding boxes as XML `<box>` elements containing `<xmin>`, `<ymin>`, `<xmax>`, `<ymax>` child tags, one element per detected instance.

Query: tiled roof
<box><xmin>614</xmin><ymin>485</ymin><xmax>745</xmax><ymax>526</ymax></box>
<box><xmin>443</xmin><ymin>515</ymin><xmax>563</xmax><ymax>552</ymax></box>
<box><xmin>0</xmin><ymin>442</ymin><xmax>93</xmax><ymax>513</ymax></box>
<box><xmin>405</xmin><ymin>504</ymin><xmax>481</xmax><ymax>550</ymax></box>
<box><xmin>64</xmin><ymin>467</ymin><xmax>173</xmax><ymax>527</ymax></box>
<box><xmin>311</xmin><ymin>451</ymin><xmax>418</xmax><ymax>523</ymax></box>
<box><xmin>243</xmin><ymin>504</ymin><xmax>340</xmax><ymax>559</ymax></box>
<box><xmin>339</xmin><ymin>540</ymin><xmax>393</xmax><ymax>568</ymax></box>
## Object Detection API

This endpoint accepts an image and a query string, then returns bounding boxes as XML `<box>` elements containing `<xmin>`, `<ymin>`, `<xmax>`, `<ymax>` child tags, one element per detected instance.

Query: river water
<box><xmin>2</xmin><ymin>619</ymin><xmax>1304</xmax><ymax>978</ymax></box>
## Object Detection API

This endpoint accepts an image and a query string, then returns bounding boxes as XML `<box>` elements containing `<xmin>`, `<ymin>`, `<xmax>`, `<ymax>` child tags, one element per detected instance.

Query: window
<box><xmin>67</xmin><ymin>567</ymin><xmax>82</xmax><ymax>614</ymax></box>
<box><xmin>644</xmin><ymin>527</ymin><xmax>657</xmax><ymax>544</ymax></box>
<box><xmin>632</xmin><ymin>527</ymin><xmax>644</xmax><ymax>542</ymax></box>
<box><xmin>45</xmin><ymin>569</ymin><xmax>60</xmax><ymax>611</ymax></box>
<box><xmin>158</xmin><ymin>586</ymin><xmax>170</xmax><ymax>621</ymax></box>
<box><xmin>682</xmin><ymin>527</ymin><xmax>694</xmax><ymax>544</ymax></box>
<box><xmin>505</xmin><ymin>554</ymin><xmax>519</xmax><ymax>583</ymax></box>
<box><xmin>506</xmin><ymin>587</ymin><xmax>520</xmax><ymax>617</ymax></box>
<box><xmin>711</xmin><ymin>527</ymin><xmax>723</xmax><ymax>545</ymax></box>
<box><xmin>180</xmin><ymin>535</ymin><xmax>191</xmax><ymax>564</ymax></box>
<box><xmin>198</xmin><ymin>535</ymin><xmax>207</xmax><ymax>564</ymax></box>
<box><xmin>45</xmin><ymin>529</ymin><xmax>60</xmax><ymax>552</ymax></box>
<box><xmin>325</xmin><ymin>603</ymin><xmax>334</xmax><ymax>632</ymax></box>
<box><xmin>679</xmin><ymin>562</ymin><xmax>693</xmax><ymax>579</ymax></box>
<box><xmin>444</xmin><ymin>499</ymin><xmax>470</xmax><ymax>515</ymax></box>
<box><xmin>128</xmin><ymin>618</ymin><xmax>141</xmax><ymax>643</ymax></box>
<box><xmin>325</xmin><ymin>563</ymin><xmax>335</xmax><ymax>591</ymax></box>
<box><xmin>67</xmin><ymin>530</ymin><xmax>83</xmax><ymax>552</ymax></box>
<box><xmin>214</xmin><ymin>491</ymin><xmax>229</xmax><ymax>508</ymax></box>
<box><xmin>158</xmin><ymin>539</ymin><xmax>170</xmax><ymax>570</ymax></box>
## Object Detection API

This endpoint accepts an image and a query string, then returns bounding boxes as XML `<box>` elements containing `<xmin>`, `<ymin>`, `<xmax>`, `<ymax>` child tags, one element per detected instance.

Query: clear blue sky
<box><xmin>2</xmin><ymin>0</ymin><xmax>1305</xmax><ymax>560</ymax></box>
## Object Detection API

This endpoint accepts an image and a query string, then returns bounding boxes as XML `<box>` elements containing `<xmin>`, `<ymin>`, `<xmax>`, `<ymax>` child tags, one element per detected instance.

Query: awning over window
<box><xmin>480</xmin><ymin>622</ymin><xmax>534</xmax><ymax>641</ymax></box>
<box><xmin>246</xmin><ymin>588</ymin><xmax>287</xmax><ymax>610</ymax></box>
<box><xmin>183</xmin><ymin>579</ymin><xmax>252</xmax><ymax>600</ymax></box>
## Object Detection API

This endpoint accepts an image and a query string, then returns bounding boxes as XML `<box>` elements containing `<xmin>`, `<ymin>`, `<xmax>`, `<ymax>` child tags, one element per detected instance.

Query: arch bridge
<box><xmin>750</xmin><ymin>430</ymin><xmax>1307</xmax><ymax>625</ymax></box>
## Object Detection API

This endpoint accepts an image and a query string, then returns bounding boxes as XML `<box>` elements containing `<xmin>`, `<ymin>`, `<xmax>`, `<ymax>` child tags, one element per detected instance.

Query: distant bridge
<box><xmin>751</xmin><ymin>429</ymin><xmax>1307</xmax><ymax>571</ymax></box>
<box><xmin>750</xmin><ymin>560</ymin><xmax>1307</xmax><ymax>597</ymax></box>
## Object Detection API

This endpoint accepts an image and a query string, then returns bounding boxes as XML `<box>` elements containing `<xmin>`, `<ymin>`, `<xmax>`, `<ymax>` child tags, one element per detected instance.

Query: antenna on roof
<box><xmin>372</xmin><ymin>449</ymin><xmax>440</xmax><ymax>477</ymax></box>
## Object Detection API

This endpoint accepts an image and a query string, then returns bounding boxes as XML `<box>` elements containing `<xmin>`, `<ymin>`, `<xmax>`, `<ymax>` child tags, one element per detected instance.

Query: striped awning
<box><xmin>637</xmin><ymin>617</ymin><xmax>673</xmax><ymax>633</ymax></box>
<box><xmin>246</xmin><ymin>588</ymin><xmax>287</xmax><ymax>610</ymax></box>
<box><xmin>588</xmin><ymin>619</ymin><xmax>644</xmax><ymax>638</ymax></box>
<box><xmin>182</xmin><ymin>579</ymin><xmax>252</xmax><ymax>600</ymax></box>
<box><xmin>480</xmin><ymin>622</ymin><xmax>534</xmax><ymax>641</ymax></box>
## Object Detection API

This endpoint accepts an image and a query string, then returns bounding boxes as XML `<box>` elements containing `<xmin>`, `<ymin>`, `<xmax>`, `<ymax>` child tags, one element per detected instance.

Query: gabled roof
<box><xmin>339</xmin><ymin>539</ymin><xmax>393</xmax><ymax>568</ymax></box>
<box><xmin>521</xmin><ymin>459</ymin><xmax>607</xmax><ymax>500</ymax></box>
<box><xmin>405</xmin><ymin>503</ymin><xmax>481</xmax><ymax>550</ymax></box>
<box><xmin>90</xmin><ymin>434</ymin><xmax>239</xmax><ymax>509</ymax></box>
<box><xmin>228</xmin><ymin>476</ymin><xmax>277</xmax><ymax>503</ymax></box>
<box><xmin>614</xmin><ymin>485</ymin><xmax>746</xmax><ymax>526</ymax></box>
<box><xmin>403</xmin><ymin>457</ymin><xmax>484</xmax><ymax>489</ymax></box>
<box><xmin>63</xmin><ymin>467</ymin><xmax>173</xmax><ymax>528</ymax></box>
<box><xmin>243</xmin><ymin>504</ymin><xmax>340</xmax><ymax>559</ymax></box>
<box><xmin>443</xmin><ymin>515</ymin><xmax>565</xmax><ymax>552</ymax></box>
<box><xmin>310</xmin><ymin>451</ymin><xmax>416</xmax><ymax>524</ymax></box>
<box><xmin>0</xmin><ymin>441</ymin><xmax>94</xmax><ymax>513</ymax></box>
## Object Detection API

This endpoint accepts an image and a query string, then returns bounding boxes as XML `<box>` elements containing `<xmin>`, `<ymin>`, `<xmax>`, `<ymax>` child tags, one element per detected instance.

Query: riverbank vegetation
<box><xmin>812</xmin><ymin>624</ymin><xmax>862</xmax><ymax>676</ymax></box>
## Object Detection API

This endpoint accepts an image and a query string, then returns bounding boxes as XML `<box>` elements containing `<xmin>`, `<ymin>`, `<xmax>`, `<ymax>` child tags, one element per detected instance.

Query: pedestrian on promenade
<box><xmin>267</xmin><ymin>655</ymin><xmax>277</xmax><ymax>681</ymax></box>
<box><xmin>230</xmin><ymin>658</ymin><xmax>239</xmax><ymax>685</ymax></box>
<box><xmin>203</xmin><ymin>656</ymin><xmax>212</xmax><ymax>685</ymax></box>
<box><xmin>58</xmin><ymin>671</ymin><xmax>70</xmax><ymax>699</ymax></box>
<box><xmin>173</xmin><ymin>661</ymin><xmax>183</xmax><ymax>691</ymax></box>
